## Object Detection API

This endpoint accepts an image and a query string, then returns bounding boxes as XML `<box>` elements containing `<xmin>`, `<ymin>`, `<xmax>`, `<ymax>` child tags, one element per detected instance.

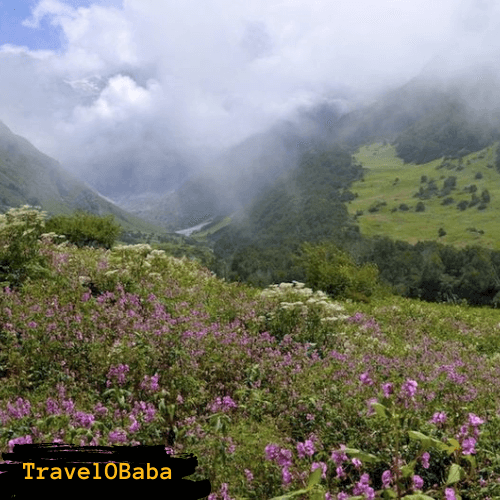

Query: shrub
<box><xmin>0</xmin><ymin>205</ymin><xmax>50</xmax><ymax>287</ymax></box>
<box><xmin>293</xmin><ymin>241</ymin><xmax>379</xmax><ymax>300</ymax></box>
<box><xmin>415</xmin><ymin>201</ymin><xmax>425</xmax><ymax>212</ymax></box>
<box><xmin>438</xmin><ymin>227</ymin><xmax>447</xmax><ymax>237</ymax></box>
<box><xmin>45</xmin><ymin>211</ymin><xmax>122</xmax><ymax>249</ymax></box>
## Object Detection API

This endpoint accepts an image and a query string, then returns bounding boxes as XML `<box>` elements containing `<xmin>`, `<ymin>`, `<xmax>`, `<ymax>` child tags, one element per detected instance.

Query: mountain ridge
<box><xmin>0</xmin><ymin>119</ymin><xmax>167</xmax><ymax>234</ymax></box>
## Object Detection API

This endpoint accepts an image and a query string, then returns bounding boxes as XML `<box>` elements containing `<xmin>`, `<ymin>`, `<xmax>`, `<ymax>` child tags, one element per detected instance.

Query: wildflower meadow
<box><xmin>1</xmin><ymin>207</ymin><xmax>500</xmax><ymax>499</ymax></box>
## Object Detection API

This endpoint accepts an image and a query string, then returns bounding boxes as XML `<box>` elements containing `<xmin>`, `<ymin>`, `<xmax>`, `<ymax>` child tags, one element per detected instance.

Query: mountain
<box><xmin>0</xmin><ymin>120</ymin><xmax>167</xmax><ymax>233</ymax></box>
<box><xmin>118</xmin><ymin>65</ymin><xmax>500</xmax><ymax>231</ymax></box>
<box><xmin>115</xmin><ymin>103</ymin><xmax>344</xmax><ymax>230</ymax></box>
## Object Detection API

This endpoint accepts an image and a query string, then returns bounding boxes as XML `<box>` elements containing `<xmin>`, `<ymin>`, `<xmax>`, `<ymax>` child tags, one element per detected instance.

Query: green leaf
<box><xmin>463</xmin><ymin>454</ymin><xmax>477</xmax><ymax>468</ymax></box>
<box><xmin>447</xmin><ymin>438</ymin><xmax>460</xmax><ymax>453</ymax></box>
<box><xmin>371</xmin><ymin>402</ymin><xmax>392</xmax><ymax>419</ymax></box>
<box><xmin>401</xmin><ymin>495</ymin><xmax>436</xmax><ymax>500</ymax></box>
<box><xmin>267</xmin><ymin>487</ymin><xmax>311</xmax><ymax>500</ymax></box>
<box><xmin>401</xmin><ymin>460</ymin><xmax>416</xmax><ymax>478</ymax></box>
<box><xmin>382</xmin><ymin>490</ymin><xmax>398</xmax><ymax>499</ymax></box>
<box><xmin>408</xmin><ymin>430</ymin><xmax>450</xmax><ymax>451</ymax></box>
<box><xmin>344</xmin><ymin>448</ymin><xmax>379</xmax><ymax>463</ymax></box>
<box><xmin>308</xmin><ymin>467</ymin><xmax>322</xmax><ymax>488</ymax></box>
<box><xmin>446</xmin><ymin>463</ymin><xmax>465</xmax><ymax>485</ymax></box>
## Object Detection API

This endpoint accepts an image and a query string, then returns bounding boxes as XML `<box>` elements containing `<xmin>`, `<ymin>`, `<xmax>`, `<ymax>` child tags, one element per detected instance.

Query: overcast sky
<box><xmin>0</xmin><ymin>0</ymin><xmax>499</xmax><ymax>195</ymax></box>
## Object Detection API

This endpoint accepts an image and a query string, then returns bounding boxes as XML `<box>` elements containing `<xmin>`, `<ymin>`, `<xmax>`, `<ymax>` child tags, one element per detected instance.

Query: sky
<box><xmin>0</xmin><ymin>0</ymin><xmax>499</xmax><ymax>196</ymax></box>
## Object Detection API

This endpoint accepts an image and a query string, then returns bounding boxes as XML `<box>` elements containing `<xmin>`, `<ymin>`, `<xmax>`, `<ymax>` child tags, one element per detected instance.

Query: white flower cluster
<box><xmin>260</xmin><ymin>281</ymin><xmax>349</xmax><ymax>322</ymax></box>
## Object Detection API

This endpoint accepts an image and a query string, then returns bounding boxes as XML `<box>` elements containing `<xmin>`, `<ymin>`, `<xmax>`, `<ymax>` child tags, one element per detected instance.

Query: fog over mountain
<box><xmin>1</xmin><ymin>0</ymin><xmax>500</xmax><ymax>200</ymax></box>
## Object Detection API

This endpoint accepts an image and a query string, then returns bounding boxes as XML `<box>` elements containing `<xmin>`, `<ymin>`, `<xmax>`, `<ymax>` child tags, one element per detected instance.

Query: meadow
<box><xmin>349</xmin><ymin>143</ymin><xmax>499</xmax><ymax>249</ymax></box>
<box><xmin>1</xmin><ymin>208</ymin><xmax>500</xmax><ymax>499</ymax></box>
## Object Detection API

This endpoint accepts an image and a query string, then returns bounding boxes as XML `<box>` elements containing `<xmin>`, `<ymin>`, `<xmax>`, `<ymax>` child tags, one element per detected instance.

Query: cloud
<box><xmin>0</xmin><ymin>0</ymin><xmax>498</xmax><ymax>196</ymax></box>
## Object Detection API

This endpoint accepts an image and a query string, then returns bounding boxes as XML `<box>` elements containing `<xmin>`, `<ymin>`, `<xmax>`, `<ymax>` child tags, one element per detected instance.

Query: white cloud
<box><xmin>0</xmin><ymin>0</ymin><xmax>498</xmax><ymax>195</ymax></box>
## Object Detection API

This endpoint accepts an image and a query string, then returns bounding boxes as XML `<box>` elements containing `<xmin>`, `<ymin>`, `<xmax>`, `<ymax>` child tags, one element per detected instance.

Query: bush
<box><xmin>293</xmin><ymin>241</ymin><xmax>379</xmax><ymax>300</ymax></box>
<box><xmin>0</xmin><ymin>206</ymin><xmax>50</xmax><ymax>287</ymax></box>
<box><xmin>45</xmin><ymin>212</ymin><xmax>122</xmax><ymax>249</ymax></box>
<box><xmin>438</xmin><ymin>227</ymin><xmax>447</xmax><ymax>237</ymax></box>
<box><xmin>415</xmin><ymin>201</ymin><xmax>425</xmax><ymax>212</ymax></box>
<box><xmin>481</xmin><ymin>189</ymin><xmax>490</xmax><ymax>203</ymax></box>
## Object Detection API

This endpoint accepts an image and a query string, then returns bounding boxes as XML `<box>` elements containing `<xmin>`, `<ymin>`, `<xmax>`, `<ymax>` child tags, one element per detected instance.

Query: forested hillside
<box><xmin>209</xmin><ymin>148</ymin><xmax>363</xmax><ymax>286</ymax></box>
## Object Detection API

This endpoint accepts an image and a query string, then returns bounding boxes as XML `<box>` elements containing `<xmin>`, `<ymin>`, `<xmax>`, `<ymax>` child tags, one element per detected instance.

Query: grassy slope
<box><xmin>2</xmin><ymin>241</ymin><xmax>500</xmax><ymax>498</ymax></box>
<box><xmin>349</xmin><ymin>142</ymin><xmax>499</xmax><ymax>248</ymax></box>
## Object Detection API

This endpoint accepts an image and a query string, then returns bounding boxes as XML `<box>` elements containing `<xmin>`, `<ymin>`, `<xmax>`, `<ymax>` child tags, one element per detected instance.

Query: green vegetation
<box><xmin>349</xmin><ymin>142</ymin><xmax>499</xmax><ymax>248</ymax></box>
<box><xmin>45</xmin><ymin>211</ymin><xmax>123</xmax><ymax>249</ymax></box>
<box><xmin>294</xmin><ymin>241</ymin><xmax>381</xmax><ymax>302</ymax></box>
<box><xmin>394</xmin><ymin>99</ymin><xmax>496</xmax><ymax>164</ymax></box>
<box><xmin>210</xmin><ymin>147</ymin><xmax>363</xmax><ymax>287</ymax></box>
<box><xmin>0</xmin><ymin>206</ymin><xmax>50</xmax><ymax>288</ymax></box>
<box><xmin>2</xmin><ymin>210</ymin><xmax>500</xmax><ymax>499</ymax></box>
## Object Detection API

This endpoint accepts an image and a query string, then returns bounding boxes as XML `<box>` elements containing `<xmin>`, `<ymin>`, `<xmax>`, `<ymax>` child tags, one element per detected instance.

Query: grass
<box><xmin>2</xmin><ymin>229</ymin><xmax>500</xmax><ymax>498</ymax></box>
<box><xmin>349</xmin><ymin>143</ymin><xmax>500</xmax><ymax>249</ymax></box>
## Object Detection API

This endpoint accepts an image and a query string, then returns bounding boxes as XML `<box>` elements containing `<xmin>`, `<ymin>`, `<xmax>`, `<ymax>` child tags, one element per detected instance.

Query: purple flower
<box><xmin>106</xmin><ymin>364</ymin><xmax>130</xmax><ymax>387</ymax></box>
<box><xmin>140</xmin><ymin>373</ymin><xmax>160</xmax><ymax>393</ymax></box>
<box><xmin>220</xmin><ymin>483</ymin><xmax>233</xmax><ymax>500</ymax></box>
<box><xmin>401</xmin><ymin>379</ymin><xmax>418</xmax><ymax>399</ymax></box>
<box><xmin>381</xmin><ymin>469</ymin><xmax>392</xmax><ymax>488</ymax></box>
<box><xmin>352</xmin><ymin>458</ymin><xmax>362</xmax><ymax>469</ymax></box>
<box><xmin>282</xmin><ymin>466</ymin><xmax>292</xmax><ymax>486</ymax></box>
<box><xmin>303</xmin><ymin>439</ymin><xmax>315</xmax><ymax>456</ymax></box>
<box><xmin>244</xmin><ymin>469</ymin><xmax>253</xmax><ymax>483</ymax></box>
<box><xmin>421</xmin><ymin>451</ymin><xmax>430</xmax><ymax>469</ymax></box>
<box><xmin>277</xmin><ymin>448</ymin><xmax>293</xmax><ymax>467</ymax></box>
<box><xmin>94</xmin><ymin>402</ymin><xmax>108</xmax><ymax>416</ymax></box>
<box><xmin>335</xmin><ymin>466</ymin><xmax>346</xmax><ymax>479</ymax></box>
<box><xmin>382</xmin><ymin>382</ymin><xmax>394</xmax><ymax>398</ymax></box>
<box><xmin>62</xmin><ymin>399</ymin><xmax>75</xmax><ymax>414</ymax></box>
<box><xmin>7</xmin><ymin>398</ymin><xmax>31</xmax><ymax>419</ymax></box>
<box><xmin>445</xmin><ymin>488</ymin><xmax>456</xmax><ymax>500</ymax></box>
<box><xmin>74</xmin><ymin>411</ymin><xmax>95</xmax><ymax>429</ymax></box>
<box><xmin>412</xmin><ymin>475</ymin><xmax>424</xmax><ymax>490</ymax></box>
<box><xmin>353</xmin><ymin>473</ymin><xmax>374</xmax><ymax>499</ymax></box>
<box><xmin>430</xmin><ymin>411</ymin><xmax>447</xmax><ymax>425</ymax></box>
<box><xmin>469</xmin><ymin>413</ymin><xmax>484</xmax><ymax>427</ymax></box>
<box><xmin>337</xmin><ymin>493</ymin><xmax>349</xmax><ymax>500</ymax></box>
<box><xmin>311</xmin><ymin>461</ymin><xmax>327</xmax><ymax>479</ymax></box>
<box><xmin>360</xmin><ymin>372</ymin><xmax>373</xmax><ymax>386</ymax></box>
<box><xmin>108</xmin><ymin>429</ymin><xmax>127</xmax><ymax>444</ymax></box>
<box><xmin>265</xmin><ymin>444</ymin><xmax>280</xmax><ymax>461</ymax></box>
<box><xmin>209</xmin><ymin>395</ymin><xmax>238</xmax><ymax>413</ymax></box>
<box><xmin>331</xmin><ymin>446</ymin><xmax>348</xmax><ymax>466</ymax></box>
<box><xmin>128</xmin><ymin>416</ymin><xmax>140</xmax><ymax>433</ymax></box>
<box><xmin>462</xmin><ymin>437</ymin><xmax>476</xmax><ymax>455</ymax></box>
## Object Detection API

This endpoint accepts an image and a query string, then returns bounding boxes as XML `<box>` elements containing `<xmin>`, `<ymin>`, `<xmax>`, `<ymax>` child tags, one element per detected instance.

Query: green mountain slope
<box><xmin>349</xmin><ymin>142</ymin><xmax>500</xmax><ymax>248</ymax></box>
<box><xmin>0</xmin><ymin>120</ymin><xmax>167</xmax><ymax>234</ymax></box>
